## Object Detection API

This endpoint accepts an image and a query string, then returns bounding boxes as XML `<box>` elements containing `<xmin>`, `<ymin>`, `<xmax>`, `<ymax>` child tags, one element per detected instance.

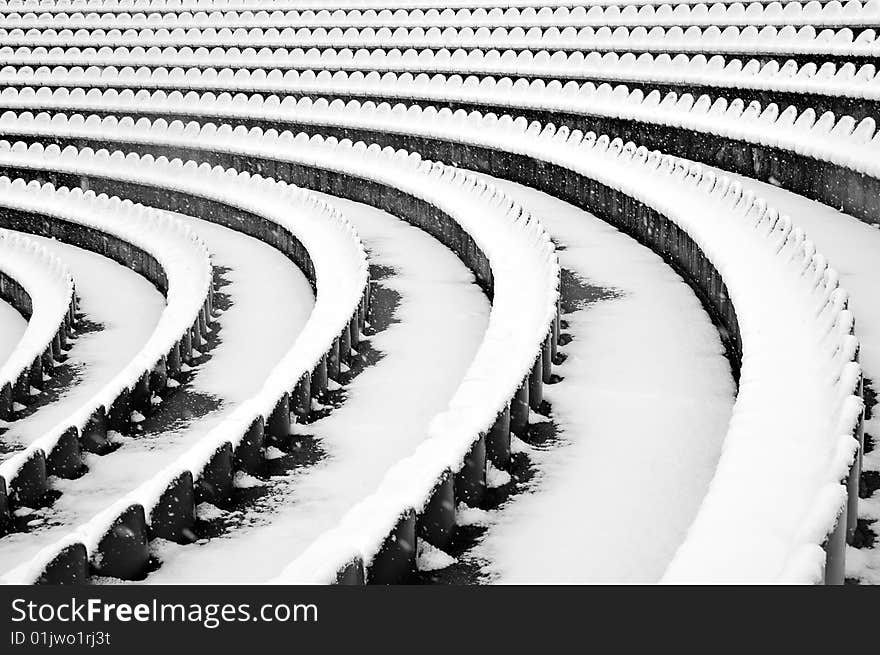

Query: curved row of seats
<box><xmin>0</xmin><ymin>0</ymin><xmax>851</xmax><ymax>14</ymax></box>
<box><xmin>1</xmin><ymin>62</ymin><xmax>875</xmax><ymax>141</ymax></box>
<box><xmin>0</xmin><ymin>110</ymin><xmax>861</xmax><ymax>582</ymax></box>
<box><xmin>2</xmin><ymin>1</ymin><xmax>878</xmax><ymax>29</ymax></box>
<box><xmin>252</xmin><ymin>117</ymin><xmax>855</xmax><ymax>583</ymax></box>
<box><xmin>0</xmin><ymin>140</ymin><xmax>370</xmax><ymax>553</ymax></box>
<box><xmin>0</xmin><ymin>86</ymin><xmax>876</xmax><ymax>225</ymax></box>
<box><xmin>4</xmin><ymin>43</ymin><xmax>876</xmax><ymax>121</ymax></box>
<box><xmin>0</xmin><ymin>230</ymin><xmax>76</xmax><ymax>423</ymax></box>
<box><xmin>0</xmin><ymin>127</ymin><xmax>560</xmax><ymax>584</ymax></box>
<box><xmin>0</xmin><ymin>176</ymin><xmax>213</xmax><ymax>538</ymax></box>
<box><xmin>1</xmin><ymin>24</ymin><xmax>878</xmax><ymax>61</ymax></box>
<box><xmin>0</xmin><ymin>0</ymin><xmax>871</xmax><ymax>586</ymax></box>
<box><xmin>1</xmin><ymin>57</ymin><xmax>877</xmax><ymax>127</ymax></box>
<box><xmin>3</xmin><ymin>50</ymin><xmax>877</xmax><ymax>102</ymax></box>
<box><xmin>3</xmin><ymin>76</ymin><xmax>873</xmax><ymax>328</ymax></box>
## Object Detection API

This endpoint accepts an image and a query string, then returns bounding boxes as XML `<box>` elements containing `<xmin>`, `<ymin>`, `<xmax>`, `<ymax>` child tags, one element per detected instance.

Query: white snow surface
<box><xmin>4</xmin><ymin>47</ymin><xmax>878</xmax><ymax>106</ymax></box>
<box><xmin>469</xmin><ymin>175</ymin><xmax>735</xmax><ymax>584</ymax></box>
<box><xmin>2</xmin><ymin>21</ymin><xmax>880</xmax><ymax>59</ymax></box>
<box><xmin>6</xmin><ymin>76</ymin><xmax>880</xmax><ymax>197</ymax></box>
<box><xmin>0</xmin><ymin>106</ymin><xmax>859</xmax><ymax>582</ymax></box>
<box><xmin>4</xmin><ymin>2</ymin><xmax>880</xmax><ymax>31</ymax></box>
<box><xmin>0</xmin><ymin>142</ymin><xmax>369</xmax><ymax>415</ymax></box>
<box><xmin>416</xmin><ymin>540</ymin><xmax>457</xmax><ymax>572</ymax></box>
<box><xmin>9</xmin><ymin>58</ymin><xmax>879</xmax><ymax>117</ymax></box>
<box><xmin>0</xmin><ymin>175</ymin><xmax>212</xmax><ymax>487</ymax></box>
<box><xmin>695</xmin><ymin>165</ymin><xmax>880</xmax><ymax>410</ymax></box>
<box><xmin>0</xmin><ymin>299</ymin><xmax>26</xmax><ymax>369</ymax></box>
<box><xmin>691</xmin><ymin>166</ymin><xmax>880</xmax><ymax>586</ymax></box>
<box><xmin>143</xmin><ymin>194</ymin><xmax>489</xmax><ymax>584</ymax></box>
<box><xmin>0</xmin><ymin>112</ymin><xmax>560</xmax><ymax>466</ymax></box>
<box><xmin>0</xmin><ymin>0</ymin><xmax>851</xmax><ymax>13</ymax></box>
<box><xmin>170</xmin><ymin>213</ymin><xmax>314</xmax><ymax>401</ymax></box>
<box><xmin>4</xmin><ymin>119</ymin><xmax>560</xmax><ymax>584</ymax></box>
<box><xmin>0</xmin><ymin>144</ymin><xmax>373</xmax><ymax>583</ymax></box>
<box><xmin>0</xmin><ymin>235</ymin><xmax>163</xmax><ymax>449</ymax></box>
<box><xmin>0</xmin><ymin>230</ymin><xmax>74</xmax><ymax>400</ymax></box>
<box><xmin>0</xmin><ymin>216</ymin><xmax>313</xmax><ymax>575</ymax></box>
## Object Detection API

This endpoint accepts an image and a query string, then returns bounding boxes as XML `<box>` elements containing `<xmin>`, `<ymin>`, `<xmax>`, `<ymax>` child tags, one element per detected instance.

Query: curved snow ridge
<box><xmin>2</xmin><ymin>44</ymin><xmax>875</xmax><ymax>108</ymax></box>
<box><xmin>0</xmin><ymin>140</ymin><xmax>368</xmax><ymax>573</ymax></box>
<box><xmin>223</xmin><ymin>115</ymin><xmax>863</xmax><ymax>583</ymax></box>
<box><xmin>2</xmin><ymin>122</ymin><xmax>559</xmax><ymax>585</ymax></box>
<box><xmin>0</xmin><ymin>229</ymin><xmax>76</xmax><ymax>421</ymax></box>
<box><xmin>0</xmin><ymin>23</ymin><xmax>877</xmax><ymax>57</ymax></box>
<box><xmin>0</xmin><ymin>104</ymin><xmax>861</xmax><ymax>580</ymax></box>
<box><xmin>0</xmin><ymin>177</ymin><xmax>212</xmax><ymax>513</ymax></box>
<box><xmin>0</xmin><ymin>139</ymin><xmax>370</xmax><ymax>412</ymax></box>
<box><xmin>2</xmin><ymin>85</ymin><xmax>879</xmax><ymax>197</ymax></box>
<box><xmin>4</xmin><ymin>1</ymin><xmax>880</xmax><ymax>30</ymax></box>
<box><xmin>0</xmin><ymin>111</ymin><xmax>561</xmax><ymax>422</ymax></box>
<box><xmin>4</xmin><ymin>52</ymin><xmax>879</xmax><ymax>104</ymax></box>
<box><xmin>0</xmin><ymin>0</ymin><xmax>815</xmax><ymax>15</ymax></box>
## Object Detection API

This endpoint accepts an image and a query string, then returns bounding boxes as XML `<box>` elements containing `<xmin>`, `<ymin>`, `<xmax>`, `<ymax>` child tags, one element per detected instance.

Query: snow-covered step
<box><xmin>0</xmin><ymin>141</ymin><xmax>370</xmax><ymax>418</ymax></box>
<box><xmin>0</xmin><ymin>7</ymin><xmax>876</xmax><ymax>581</ymax></box>
<box><xmin>465</xmin><ymin>174</ymin><xmax>735</xmax><ymax>583</ymax></box>
<box><xmin>0</xmin><ymin>23</ymin><xmax>876</xmax><ymax>59</ymax></box>
<box><xmin>696</xmin><ymin>164</ymin><xmax>880</xmax><ymax>424</ymax></box>
<box><xmin>5</xmin><ymin>2</ymin><xmax>880</xmax><ymax>30</ymax></box>
<box><xmin>4</xmin><ymin>55</ymin><xmax>877</xmax><ymax>111</ymax></box>
<box><xmin>0</xmin><ymin>299</ymin><xmax>26</xmax><ymax>377</ymax></box>
<box><xmin>0</xmin><ymin>139</ymin><xmax>371</xmax><ymax>420</ymax></box>
<box><xmin>141</xmin><ymin>193</ymin><xmax>490</xmax><ymax>584</ymax></box>
<box><xmin>0</xmin><ymin>230</ymin><xmax>76</xmax><ymax>425</ymax></box>
<box><xmin>0</xmin><ymin>107</ymin><xmax>860</xmax><ymax>582</ymax></box>
<box><xmin>3</xmin><ymin>130</ymin><xmax>559</xmax><ymax>585</ymax></box>
<box><xmin>0</xmin><ymin>213</ymin><xmax>315</xmax><ymax>578</ymax></box>
<box><xmin>0</xmin><ymin>144</ymin><xmax>369</xmax><ymax>571</ymax></box>
<box><xmin>1</xmin><ymin>234</ymin><xmax>164</xmax><ymax>455</ymax></box>
<box><xmin>0</xmin><ymin>0</ymin><xmax>815</xmax><ymax>15</ymax></box>
<box><xmin>687</xmin><ymin>163</ymin><xmax>880</xmax><ymax>585</ymax></box>
<box><xmin>4</xmin><ymin>87</ymin><xmax>879</xmax><ymax>231</ymax></box>
<box><xmin>0</xmin><ymin>180</ymin><xmax>211</xmax><ymax>535</ymax></box>
<box><xmin>257</xmin><ymin>121</ymin><xmax>859</xmax><ymax>584</ymax></box>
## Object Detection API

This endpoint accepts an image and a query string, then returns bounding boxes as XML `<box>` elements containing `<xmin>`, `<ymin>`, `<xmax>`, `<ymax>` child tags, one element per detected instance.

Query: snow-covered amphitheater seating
<box><xmin>0</xmin><ymin>0</ymin><xmax>853</xmax><ymax>11</ymax></box>
<box><xmin>2</xmin><ymin>52</ymin><xmax>878</xmax><ymax>120</ymax></box>
<box><xmin>0</xmin><ymin>129</ymin><xmax>560</xmax><ymax>584</ymax></box>
<box><xmin>2</xmin><ymin>2</ymin><xmax>879</xmax><ymax>30</ymax></box>
<box><xmin>0</xmin><ymin>84</ymin><xmax>876</xmax><ymax>223</ymax></box>
<box><xmin>0</xmin><ymin>24</ymin><xmax>877</xmax><ymax>64</ymax></box>
<box><xmin>0</xmin><ymin>142</ymin><xmax>371</xmax><ymax>558</ymax></box>
<box><xmin>0</xmin><ymin>177</ymin><xmax>212</xmax><ymax>536</ymax></box>
<box><xmin>0</xmin><ymin>0</ymin><xmax>875</xmax><ymax>585</ymax></box>
<box><xmin>0</xmin><ymin>230</ymin><xmax>75</xmax><ymax>423</ymax></box>
<box><xmin>0</xmin><ymin>107</ymin><xmax>860</xmax><ymax>583</ymax></box>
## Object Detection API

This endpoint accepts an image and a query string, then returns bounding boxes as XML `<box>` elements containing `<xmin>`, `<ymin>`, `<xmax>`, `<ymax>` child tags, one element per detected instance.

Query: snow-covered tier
<box><xmin>1</xmin><ymin>89</ymin><xmax>877</xmax><ymax>216</ymax></box>
<box><xmin>0</xmin><ymin>140</ymin><xmax>369</xmax><ymax>552</ymax></box>
<box><xmin>0</xmin><ymin>0</ymin><xmax>871</xmax><ymax>586</ymax></box>
<box><xmin>9</xmin><ymin>107</ymin><xmax>856</xmax><ymax>581</ymax></box>
<box><xmin>0</xmin><ymin>176</ymin><xmax>212</xmax><ymax>528</ymax></box>
<box><xmin>0</xmin><ymin>0</ymin><xmax>827</xmax><ymax>14</ymax></box>
<box><xmin>3</xmin><ymin>2</ymin><xmax>880</xmax><ymax>30</ymax></box>
<box><xmin>0</xmin><ymin>23</ymin><xmax>876</xmax><ymax>58</ymax></box>
<box><xmin>3</xmin><ymin>53</ymin><xmax>879</xmax><ymax>105</ymax></box>
<box><xmin>0</xmin><ymin>142</ymin><xmax>370</xmax><ymax>347</ymax></box>
<box><xmin>0</xmin><ymin>126</ymin><xmax>560</xmax><ymax>585</ymax></box>
<box><xmin>0</xmin><ymin>137</ymin><xmax>371</xmax><ymax>419</ymax></box>
<box><xmin>251</xmin><ymin>116</ymin><xmax>860</xmax><ymax>584</ymax></box>
<box><xmin>0</xmin><ymin>229</ymin><xmax>76</xmax><ymax>421</ymax></box>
